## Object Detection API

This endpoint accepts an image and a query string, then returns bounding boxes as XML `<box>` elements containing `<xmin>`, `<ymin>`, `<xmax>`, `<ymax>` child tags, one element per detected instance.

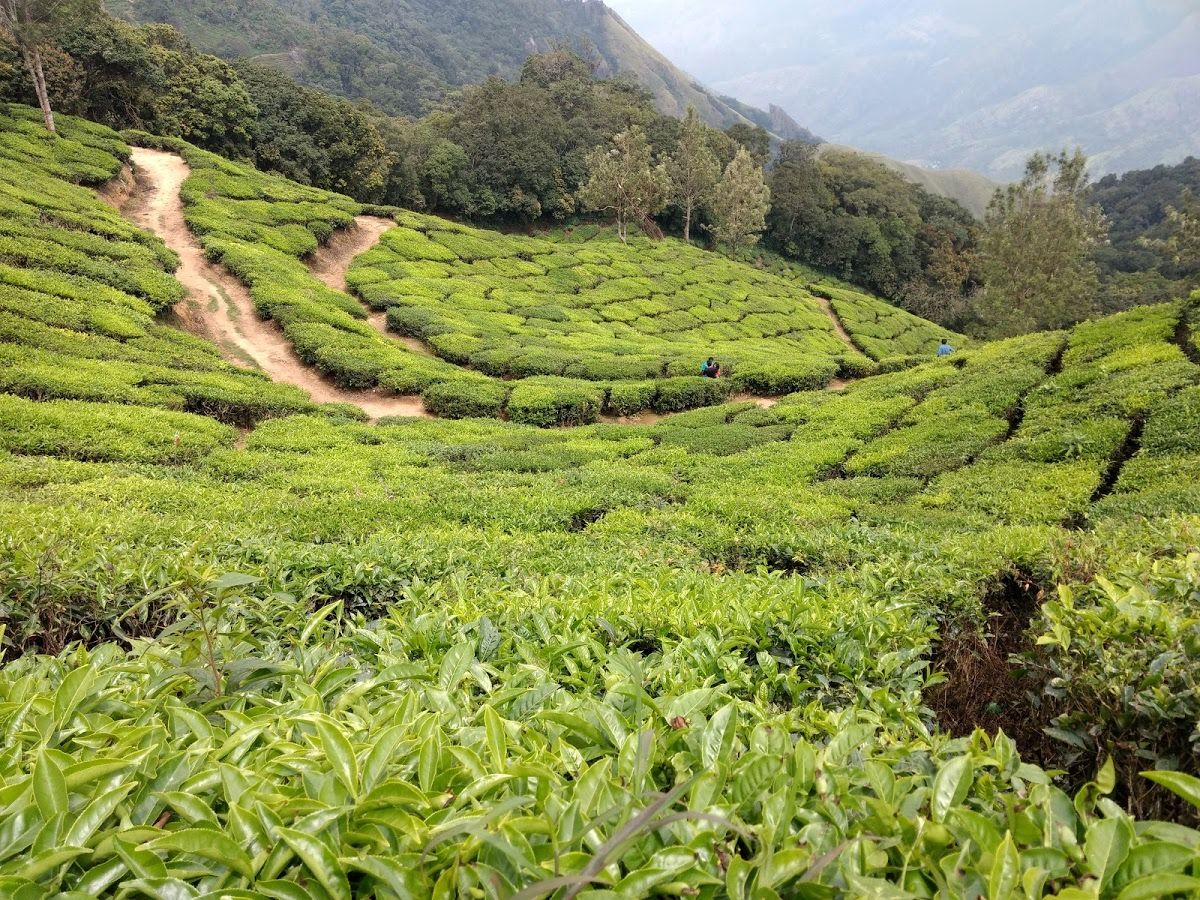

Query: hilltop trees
<box><xmin>665</xmin><ymin>107</ymin><xmax>720</xmax><ymax>243</ymax></box>
<box><xmin>1144</xmin><ymin>189</ymin><xmax>1200</xmax><ymax>272</ymax></box>
<box><xmin>579</xmin><ymin>126</ymin><xmax>669</xmax><ymax>243</ymax></box>
<box><xmin>975</xmin><ymin>149</ymin><xmax>1108</xmax><ymax>336</ymax></box>
<box><xmin>711</xmin><ymin>146</ymin><xmax>770</xmax><ymax>250</ymax></box>
<box><xmin>0</xmin><ymin>0</ymin><xmax>97</xmax><ymax>131</ymax></box>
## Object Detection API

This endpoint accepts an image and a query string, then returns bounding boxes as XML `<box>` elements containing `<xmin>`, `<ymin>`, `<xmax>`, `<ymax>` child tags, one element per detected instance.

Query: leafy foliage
<box><xmin>976</xmin><ymin>150</ymin><xmax>1109</xmax><ymax>337</ymax></box>
<box><xmin>579</xmin><ymin>126</ymin><xmax>669</xmax><ymax>243</ymax></box>
<box><xmin>710</xmin><ymin>146</ymin><xmax>770</xmax><ymax>251</ymax></box>
<box><xmin>0</xmin><ymin>104</ymin><xmax>313</xmax><ymax>425</ymax></box>
<box><xmin>4</xmin><ymin>108</ymin><xmax>1200</xmax><ymax>895</ymax></box>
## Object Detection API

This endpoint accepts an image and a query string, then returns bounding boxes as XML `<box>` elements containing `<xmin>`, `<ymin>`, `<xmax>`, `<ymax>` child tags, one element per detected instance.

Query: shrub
<box><xmin>506</xmin><ymin>378</ymin><xmax>606</xmax><ymax>427</ymax></box>
<box><xmin>1139</xmin><ymin>386</ymin><xmax>1200</xmax><ymax>455</ymax></box>
<box><xmin>653</xmin><ymin>423</ymin><xmax>792</xmax><ymax>455</ymax></box>
<box><xmin>423</xmin><ymin>379</ymin><xmax>510</xmax><ymax>419</ymax></box>
<box><xmin>428</xmin><ymin>332</ymin><xmax>484</xmax><ymax>365</ymax></box>
<box><xmin>730</xmin><ymin>357</ymin><xmax>839</xmax><ymax>395</ymax></box>
<box><xmin>606</xmin><ymin>380</ymin><xmax>658</xmax><ymax>416</ymax></box>
<box><xmin>652</xmin><ymin>377</ymin><xmax>733</xmax><ymax>413</ymax></box>
<box><xmin>0</xmin><ymin>395</ymin><xmax>232</xmax><ymax>463</ymax></box>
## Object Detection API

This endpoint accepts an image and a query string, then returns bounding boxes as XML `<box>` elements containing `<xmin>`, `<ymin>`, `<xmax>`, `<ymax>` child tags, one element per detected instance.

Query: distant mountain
<box><xmin>108</xmin><ymin>0</ymin><xmax>812</xmax><ymax>141</ymax></box>
<box><xmin>607</xmin><ymin>0</ymin><xmax>1200</xmax><ymax>181</ymax></box>
<box><xmin>111</xmin><ymin>0</ymin><xmax>997</xmax><ymax>215</ymax></box>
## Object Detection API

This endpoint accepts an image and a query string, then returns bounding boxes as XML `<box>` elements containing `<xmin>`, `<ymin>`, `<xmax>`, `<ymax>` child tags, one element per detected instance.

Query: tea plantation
<box><xmin>1</xmin><ymin>105</ymin><xmax>1200</xmax><ymax>897</ymax></box>
<box><xmin>130</xmin><ymin>121</ymin><xmax>959</xmax><ymax>425</ymax></box>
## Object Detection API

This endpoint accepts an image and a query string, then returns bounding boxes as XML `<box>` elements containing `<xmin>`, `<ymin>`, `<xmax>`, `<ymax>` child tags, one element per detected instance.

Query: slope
<box><xmin>2</xmin><ymin>286</ymin><xmax>1199</xmax><ymax>892</ymax></box>
<box><xmin>108</xmin><ymin>0</ymin><xmax>812</xmax><ymax>141</ymax></box>
<box><xmin>120</xmin><ymin>123</ymin><xmax>960</xmax><ymax>423</ymax></box>
<box><xmin>0</xmin><ymin>106</ymin><xmax>964</xmax><ymax>433</ymax></box>
<box><xmin>682</xmin><ymin>1</ymin><xmax>1200</xmax><ymax>180</ymax></box>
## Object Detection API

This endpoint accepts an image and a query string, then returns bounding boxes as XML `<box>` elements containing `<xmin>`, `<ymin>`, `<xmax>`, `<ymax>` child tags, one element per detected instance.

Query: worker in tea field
<box><xmin>701</xmin><ymin>357</ymin><xmax>717</xmax><ymax>377</ymax></box>
<box><xmin>937</xmin><ymin>338</ymin><xmax>954</xmax><ymax>357</ymax></box>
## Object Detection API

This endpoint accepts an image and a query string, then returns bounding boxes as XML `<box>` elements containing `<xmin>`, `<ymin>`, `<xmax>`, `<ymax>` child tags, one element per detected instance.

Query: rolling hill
<box><xmin>107</xmin><ymin>0</ymin><xmax>817</xmax><ymax>142</ymax></box>
<box><xmin>2</xmin><ymin>102</ymin><xmax>1200</xmax><ymax>894</ymax></box>
<box><xmin>106</xmin><ymin>0</ymin><xmax>1004</xmax><ymax>216</ymax></box>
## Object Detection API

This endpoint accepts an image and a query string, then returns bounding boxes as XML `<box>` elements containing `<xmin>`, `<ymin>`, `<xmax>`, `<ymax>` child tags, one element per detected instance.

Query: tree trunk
<box><xmin>683</xmin><ymin>199</ymin><xmax>692</xmax><ymax>243</ymax></box>
<box><xmin>22</xmin><ymin>46</ymin><xmax>55</xmax><ymax>133</ymax></box>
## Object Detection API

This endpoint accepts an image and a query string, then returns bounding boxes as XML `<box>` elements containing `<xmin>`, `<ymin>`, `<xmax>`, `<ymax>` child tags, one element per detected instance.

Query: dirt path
<box><xmin>309</xmin><ymin>216</ymin><xmax>439</xmax><ymax>359</ymax></box>
<box><xmin>730</xmin><ymin>393</ymin><xmax>780</xmax><ymax>409</ymax></box>
<box><xmin>814</xmin><ymin>294</ymin><xmax>856</xmax><ymax>348</ymax></box>
<box><xmin>309</xmin><ymin>216</ymin><xmax>394</xmax><ymax>293</ymax></box>
<box><xmin>125</xmin><ymin>148</ymin><xmax>429</xmax><ymax>420</ymax></box>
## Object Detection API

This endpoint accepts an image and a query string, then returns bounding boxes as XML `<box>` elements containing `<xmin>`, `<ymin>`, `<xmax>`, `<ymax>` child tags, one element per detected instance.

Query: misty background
<box><xmin>604</xmin><ymin>0</ymin><xmax>1200</xmax><ymax>179</ymax></box>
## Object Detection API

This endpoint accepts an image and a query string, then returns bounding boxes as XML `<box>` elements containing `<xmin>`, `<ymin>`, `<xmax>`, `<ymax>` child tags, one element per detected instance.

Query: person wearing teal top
<box><xmin>937</xmin><ymin>338</ymin><xmax>954</xmax><ymax>357</ymax></box>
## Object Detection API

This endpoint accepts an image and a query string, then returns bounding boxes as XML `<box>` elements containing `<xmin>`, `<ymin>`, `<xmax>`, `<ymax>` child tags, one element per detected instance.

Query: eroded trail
<box><xmin>126</xmin><ymin>148</ymin><xmax>428</xmax><ymax>420</ymax></box>
<box><xmin>309</xmin><ymin>216</ymin><xmax>394</xmax><ymax>293</ymax></box>
<box><xmin>310</xmin><ymin>215</ymin><xmax>438</xmax><ymax>358</ymax></box>
<box><xmin>814</xmin><ymin>294</ymin><xmax>857</xmax><ymax>349</ymax></box>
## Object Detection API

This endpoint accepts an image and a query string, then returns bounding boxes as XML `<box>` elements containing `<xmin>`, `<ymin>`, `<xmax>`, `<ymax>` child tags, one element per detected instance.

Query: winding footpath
<box><xmin>124</xmin><ymin>148</ymin><xmax>429</xmax><ymax>420</ymax></box>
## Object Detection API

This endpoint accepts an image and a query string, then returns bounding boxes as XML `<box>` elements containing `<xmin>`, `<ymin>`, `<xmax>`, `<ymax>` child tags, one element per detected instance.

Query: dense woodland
<box><xmin>2</xmin><ymin>3</ymin><xmax>1196</xmax><ymax>339</ymax></box>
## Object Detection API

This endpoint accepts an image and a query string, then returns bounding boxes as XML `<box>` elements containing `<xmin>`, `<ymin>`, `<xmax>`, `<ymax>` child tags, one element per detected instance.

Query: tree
<box><xmin>767</xmin><ymin>141</ymin><xmax>833</xmax><ymax>258</ymax></box>
<box><xmin>665</xmin><ymin>107</ymin><xmax>720</xmax><ymax>243</ymax></box>
<box><xmin>975</xmin><ymin>149</ymin><xmax>1108</xmax><ymax>336</ymax></box>
<box><xmin>0</xmin><ymin>0</ymin><xmax>95</xmax><ymax>131</ymax></box>
<box><xmin>710</xmin><ymin>146</ymin><xmax>770</xmax><ymax>251</ymax></box>
<box><xmin>724</xmin><ymin>123</ymin><xmax>771</xmax><ymax>167</ymax></box>
<box><xmin>1143</xmin><ymin>189</ymin><xmax>1200</xmax><ymax>274</ymax></box>
<box><xmin>579</xmin><ymin>126</ymin><xmax>669</xmax><ymax>243</ymax></box>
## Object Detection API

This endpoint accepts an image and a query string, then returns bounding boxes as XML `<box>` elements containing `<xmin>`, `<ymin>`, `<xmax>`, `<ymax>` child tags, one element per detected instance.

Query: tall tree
<box><xmin>0</xmin><ymin>0</ymin><xmax>94</xmax><ymax>131</ymax></box>
<box><xmin>665</xmin><ymin>107</ymin><xmax>720</xmax><ymax>243</ymax></box>
<box><xmin>1143</xmin><ymin>188</ymin><xmax>1200</xmax><ymax>274</ymax></box>
<box><xmin>975</xmin><ymin>149</ymin><xmax>1108</xmax><ymax>336</ymax></box>
<box><xmin>579</xmin><ymin>126</ymin><xmax>668</xmax><ymax>243</ymax></box>
<box><xmin>711</xmin><ymin>146</ymin><xmax>771</xmax><ymax>251</ymax></box>
<box><xmin>724</xmin><ymin>123</ymin><xmax>771</xmax><ymax>167</ymax></box>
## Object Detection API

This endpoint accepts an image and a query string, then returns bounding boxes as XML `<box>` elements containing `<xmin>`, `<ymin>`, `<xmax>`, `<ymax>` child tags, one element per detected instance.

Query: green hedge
<box><xmin>606</xmin><ymin>380</ymin><xmax>658</xmax><ymax>416</ymax></box>
<box><xmin>0</xmin><ymin>394</ymin><xmax>233</xmax><ymax>463</ymax></box>
<box><xmin>423</xmin><ymin>379</ymin><xmax>510</xmax><ymax>419</ymax></box>
<box><xmin>652</xmin><ymin>377</ymin><xmax>733</xmax><ymax>413</ymax></box>
<box><xmin>506</xmin><ymin>378</ymin><xmax>606</xmax><ymax>427</ymax></box>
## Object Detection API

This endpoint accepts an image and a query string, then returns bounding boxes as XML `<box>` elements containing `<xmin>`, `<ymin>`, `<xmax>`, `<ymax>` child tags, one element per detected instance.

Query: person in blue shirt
<box><xmin>937</xmin><ymin>338</ymin><xmax>954</xmax><ymax>357</ymax></box>
<box><xmin>700</xmin><ymin>357</ymin><xmax>716</xmax><ymax>377</ymax></box>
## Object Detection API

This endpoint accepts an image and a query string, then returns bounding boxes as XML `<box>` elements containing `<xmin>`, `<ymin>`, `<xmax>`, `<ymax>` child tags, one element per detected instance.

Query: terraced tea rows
<box><xmin>1</xmin><ymin>104</ymin><xmax>1200</xmax><ymax>897</ymax></box>
<box><xmin>0</xmin><ymin>106</ymin><xmax>316</xmax><ymax>432</ymax></box>
<box><xmin>3</xmin><ymin>292</ymin><xmax>1199</xmax><ymax>895</ymax></box>
<box><xmin>127</xmin><ymin>124</ymin><xmax>963</xmax><ymax>423</ymax></box>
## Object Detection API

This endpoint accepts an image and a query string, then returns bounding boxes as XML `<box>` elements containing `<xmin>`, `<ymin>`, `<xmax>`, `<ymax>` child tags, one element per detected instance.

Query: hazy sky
<box><xmin>602</xmin><ymin>0</ymin><xmax>1197</xmax><ymax>84</ymax></box>
<box><xmin>601</xmin><ymin>0</ymin><xmax>1200</xmax><ymax>177</ymax></box>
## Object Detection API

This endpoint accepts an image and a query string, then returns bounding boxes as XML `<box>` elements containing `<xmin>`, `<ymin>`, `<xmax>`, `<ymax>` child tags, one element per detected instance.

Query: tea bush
<box><xmin>0</xmin><ymin>106</ymin><xmax>315</xmax><ymax>426</ymax></box>
<box><xmin>2</xmin><ymin>107</ymin><xmax>1200</xmax><ymax>895</ymax></box>
<box><xmin>422</xmin><ymin>378</ymin><xmax>510</xmax><ymax>419</ymax></box>
<box><xmin>2</xmin><ymin>307</ymin><xmax>1200</xmax><ymax>891</ymax></box>
<box><xmin>506</xmin><ymin>377</ymin><xmax>606</xmax><ymax>427</ymax></box>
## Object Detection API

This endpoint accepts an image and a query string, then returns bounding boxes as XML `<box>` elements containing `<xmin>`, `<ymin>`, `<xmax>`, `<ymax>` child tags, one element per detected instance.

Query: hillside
<box><xmin>614</xmin><ymin>0</ymin><xmax>1200</xmax><ymax>181</ymax></box>
<box><xmin>107</xmin><ymin>0</ymin><xmax>813</xmax><ymax>142</ymax></box>
<box><xmin>1091</xmin><ymin>155</ymin><xmax>1200</xmax><ymax>277</ymax></box>
<box><xmin>43</xmin><ymin>116</ymin><xmax>949</xmax><ymax>427</ymax></box>
<box><xmin>819</xmin><ymin>144</ymin><xmax>1000</xmax><ymax>220</ymax></box>
<box><xmin>2</xmin><ymin>103</ymin><xmax>1200</xmax><ymax>895</ymax></box>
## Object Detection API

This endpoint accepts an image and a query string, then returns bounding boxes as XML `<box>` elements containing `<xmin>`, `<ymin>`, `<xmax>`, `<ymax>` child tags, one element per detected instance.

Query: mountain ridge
<box><xmin>108</xmin><ymin>0</ymin><xmax>997</xmax><ymax>215</ymax></box>
<box><xmin>624</xmin><ymin>1</ymin><xmax>1200</xmax><ymax>180</ymax></box>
